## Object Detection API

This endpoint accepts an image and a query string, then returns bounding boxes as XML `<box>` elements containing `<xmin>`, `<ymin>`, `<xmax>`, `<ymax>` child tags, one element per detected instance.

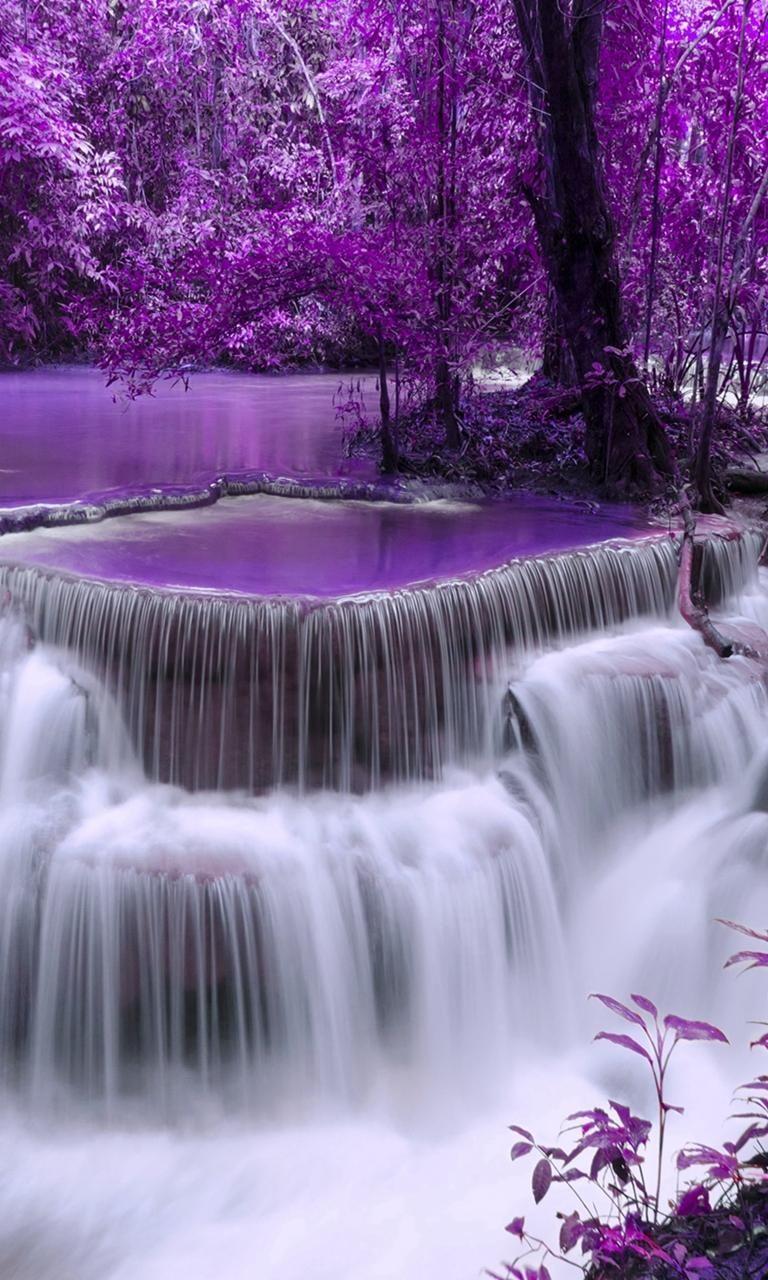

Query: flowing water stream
<box><xmin>0</xmin><ymin>508</ymin><xmax>767</xmax><ymax>1279</ymax></box>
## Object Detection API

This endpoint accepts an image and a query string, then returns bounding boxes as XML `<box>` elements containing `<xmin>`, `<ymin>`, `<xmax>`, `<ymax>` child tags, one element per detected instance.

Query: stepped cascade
<box><xmin>0</xmin><ymin>508</ymin><xmax>765</xmax><ymax>1119</ymax></box>
<box><xmin>1</xmin><ymin>439</ymin><xmax>768</xmax><ymax>1276</ymax></box>
<box><xmin>0</xmin><ymin>515</ymin><xmax>757</xmax><ymax>792</ymax></box>
<box><xmin>5</xmin><ymin>0</ymin><xmax>768</xmax><ymax>1264</ymax></box>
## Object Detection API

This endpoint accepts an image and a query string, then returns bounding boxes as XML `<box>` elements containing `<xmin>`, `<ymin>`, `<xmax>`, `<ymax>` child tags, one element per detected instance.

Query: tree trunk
<box><xmin>378</xmin><ymin>337</ymin><xmax>398</xmax><ymax>473</ymax></box>
<box><xmin>642</xmin><ymin>0</ymin><xmax>670</xmax><ymax>367</ymax></box>
<box><xmin>541</xmin><ymin>286</ymin><xmax>577</xmax><ymax>385</ymax></box>
<box><xmin>678</xmin><ymin>500</ymin><xmax>733</xmax><ymax>657</ymax></box>
<box><xmin>695</xmin><ymin>307</ymin><xmax>729</xmax><ymax>512</ymax></box>
<box><xmin>696</xmin><ymin>0</ymin><xmax>752</xmax><ymax>513</ymax></box>
<box><xmin>432</xmin><ymin>0</ymin><xmax>461</xmax><ymax>451</ymax></box>
<box><xmin>513</xmin><ymin>0</ymin><xmax>673</xmax><ymax>494</ymax></box>
<box><xmin>435</xmin><ymin>357</ymin><xmax>460</xmax><ymax>449</ymax></box>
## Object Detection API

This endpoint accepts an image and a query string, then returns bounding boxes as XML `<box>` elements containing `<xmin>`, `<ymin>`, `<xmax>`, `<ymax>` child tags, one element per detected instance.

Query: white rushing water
<box><xmin>0</xmin><ymin>534</ymin><xmax>768</xmax><ymax>1278</ymax></box>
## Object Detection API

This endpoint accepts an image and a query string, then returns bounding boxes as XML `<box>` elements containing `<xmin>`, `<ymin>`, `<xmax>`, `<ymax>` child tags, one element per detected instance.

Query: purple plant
<box><xmin>4</xmin><ymin>0</ymin><xmax>768</xmax><ymax>498</ymax></box>
<box><xmin>495</xmin><ymin>994</ymin><xmax>736</xmax><ymax>1279</ymax></box>
<box><xmin>495</xmin><ymin>920</ymin><xmax>768</xmax><ymax>1278</ymax></box>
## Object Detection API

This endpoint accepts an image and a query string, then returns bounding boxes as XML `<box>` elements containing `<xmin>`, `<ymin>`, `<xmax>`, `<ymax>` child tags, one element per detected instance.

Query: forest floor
<box><xmin>345</xmin><ymin>376</ymin><xmax>768</xmax><ymax>511</ymax></box>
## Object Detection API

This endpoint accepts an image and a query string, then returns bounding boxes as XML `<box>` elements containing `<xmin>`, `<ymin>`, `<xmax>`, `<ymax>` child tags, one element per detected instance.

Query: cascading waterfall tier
<box><xmin>0</xmin><ymin>520</ymin><xmax>765</xmax><ymax>1113</ymax></box>
<box><xmin>0</xmin><ymin>526</ymin><xmax>759</xmax><ymax>792</ymax></box>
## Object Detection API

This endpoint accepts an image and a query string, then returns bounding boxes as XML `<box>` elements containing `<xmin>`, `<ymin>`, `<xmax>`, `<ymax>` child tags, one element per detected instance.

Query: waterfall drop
<box><xmin>0</xmin><ymin>515</ymin><xmax>766</xmax><ymax>1279</ymax></box>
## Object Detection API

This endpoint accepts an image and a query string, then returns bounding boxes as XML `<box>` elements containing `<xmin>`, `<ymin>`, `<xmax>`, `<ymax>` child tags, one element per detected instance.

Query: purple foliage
<box><xmin>2</xmin><ymin>0</ymin><xmax>768</xmax><ymax>478</ymax></box>
<box><xmin>492</xmin><ymin>956</ymin><xmax>768</xmax><ymax>1280</ymax></box>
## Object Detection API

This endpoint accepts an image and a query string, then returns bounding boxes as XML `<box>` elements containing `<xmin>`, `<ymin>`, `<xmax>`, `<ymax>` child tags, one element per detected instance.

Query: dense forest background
<box><xmin>2</xmin><ymin>0</ymin><xmax>767</xmax><ymax>497</ymax></box>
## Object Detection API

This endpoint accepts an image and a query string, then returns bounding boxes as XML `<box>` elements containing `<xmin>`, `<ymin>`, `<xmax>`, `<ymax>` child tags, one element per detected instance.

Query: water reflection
<box><xmin>0</xmin><ymin>494</ymin><xmax>650</xmax><ymax>595</ymax></box>
<box><xmin>0</xmin><ymin>368</ymin><xmax>376</xmax><ymax>507</ymax></box>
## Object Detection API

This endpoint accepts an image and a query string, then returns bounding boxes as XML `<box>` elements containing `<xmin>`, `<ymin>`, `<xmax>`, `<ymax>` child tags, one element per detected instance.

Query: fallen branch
<box><xmin>724</xmin><ymin>467</ymin><xmax>768</xmax><ymax>495</ymax></box>
<box><xmin>677</xmin><ymin>497</ymin><xmax>766</xmax><ymax>660</ymax></box>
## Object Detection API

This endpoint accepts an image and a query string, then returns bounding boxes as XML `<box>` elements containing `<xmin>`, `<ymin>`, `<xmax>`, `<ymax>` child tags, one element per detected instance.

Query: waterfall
<box><xmin>22</xmin><ymin>776</ymin><xmax>563</xmax><ymax>1112</ymax></box>
<box><xmin>0</xmin><ymin>525</ymin><xmax>765</xmax><ymax>1123</ymax></box>
<box><xmin>0</xmin><ymin>528</ymin><xmax>758</xmax><ymax>792</ymax></box>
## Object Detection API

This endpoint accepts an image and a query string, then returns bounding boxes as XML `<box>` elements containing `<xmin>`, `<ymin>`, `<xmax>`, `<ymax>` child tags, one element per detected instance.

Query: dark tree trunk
<box><xmin>541</xmin><ymin>286</ymin><xmax>578</xmax><ymax>386</ymax></box>
<box><xmin>378</xmin><ymin>337</ymin><xmax>398</xmax><ymax>473</ymax></box>
<box><xmin>432</xmin><ymin>1</ymin><xmax>461</xmax><ymax>451</ymax></box>
<box><xmin>513</xmin><ymin>0</ymin><xmax>673</xmax><ymax>493</ymax></box>
<box><xmin>435</xmin><ymin>357</ymin><xmax>460</xmax><ymax>449</ymax></box>
<box><xmin>695</xmin><ymin>307</ymin><xmax>729</xmax><ymax>512</ymax></box>
<box><xmin>695</xmin><ymin>0</ymin><xmax>751</xmax><ymax>514</ymax></box>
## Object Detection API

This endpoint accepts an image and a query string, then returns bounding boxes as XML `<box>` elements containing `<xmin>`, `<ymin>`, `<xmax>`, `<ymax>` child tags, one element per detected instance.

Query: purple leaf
<box><xmin>724</xmin><ymin>950</ymin><xmax>768</xmax><ymax>970</ymax></box>
<box><xmin>508</xmin><ymin>1125</ymin><xmax>534</xmax><ymax>1143</ymax></box>
<box><xmin>663</xmin><ymin>1015</ymin><xmax>728</xmax><ymax>1044</ymax></box>
<box><xmin>559</xmin><ymin>1211</ymin><xmax>582</xmax><ymax>1253</ymax></box>
<box><xmin>677</xmin><ymin>1185</ymin><xmax>711</xmax><ymax>1217</ymax></box>
<box><xmin>594</xmin><ymin>1031</ymin><xmax>653</xmax><ymax>1063</ymax></box>
<box><xmin>732</xmin><ymin>1121</ymin><xmax>768</xmax><ymax>1152</ymax></box>
<box><xmin>589</xmin><ymin>1147</ymin><xmax>613</xmax><ymax>1180</ymax></box>
<box><xmin>677</xmin><ymin>1145</ymin><xmax>740</xmax><ymax>1179</ymax></box>
<box><xmin>505</xmin><ymin>1217</ymin><xmax>525</xmax><ymax>1238</ymax></box>
<box><xmin>531</xmin><ymin>1158</ymin><xmax>552</xmax><ymax>1204</ymax></box>
<box><xmin>631</xmin><ymin>994</ymin><xmax>658</xmax><ymax>1018</ymax></box>
<box><xmin>685</xmin><ymin>1260</ymin><xmax>716</xmax><ymax>1277</ymax></box>
<box><xmin>510</xmin><ymin>1142</ymin><xmax>533</xmax><ymax>1161</ymax></box>
<box><xmin>608</xmin><ymin>1100</ymin><xmax>636</xmax><ymax>1128</ymax></box>
<box><xmin>566</xmin><ymin>1108</ymin><xmax>608</xmax><ymax>1124</ymax></box>
<box><xmin>716</xmin><ymin>919</ymin><xmax>768</xmax><ymax>942</ymax></box>
<box><xmin>590</xmin><ymin>994</ymin><xmax>645</xmax><ymax>1026</ymax></box>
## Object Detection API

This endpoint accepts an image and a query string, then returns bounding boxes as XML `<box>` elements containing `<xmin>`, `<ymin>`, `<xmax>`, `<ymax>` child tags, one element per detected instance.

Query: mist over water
<box><xmin>0</xmin><ymin>531</ymin><xmax>767</xmax><ymax>1278</ymax></box>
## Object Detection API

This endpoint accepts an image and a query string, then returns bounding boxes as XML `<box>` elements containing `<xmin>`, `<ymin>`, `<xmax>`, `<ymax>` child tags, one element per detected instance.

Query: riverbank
<box><xmin>345</xmin><ymin>376</ymin><xmax>768</xmax><ymax>509</ymax></box>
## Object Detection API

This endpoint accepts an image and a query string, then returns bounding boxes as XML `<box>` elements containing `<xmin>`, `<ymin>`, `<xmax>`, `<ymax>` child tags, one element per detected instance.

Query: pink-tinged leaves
<box><xmin>508</xmin><ymin>1125</ymin><xmax>534</xmax><ymax>1143</ymax></box>
<box><xmin>505</xmin><ymin>1217</ymin><xmax>525</xmax><ymax>1238</ymax></box>
<box><xmin>684</xmin><ymin>1259</ymin><xmax>716</xmax><ymax>1277</ymax></box>
<box><xmin>540</xmin><ymin>1145</ymin><xmax>567</xmax><ymax>1161</ymax></box>
<box><xmin>558</xmin><ymin>1211</ymin><xmax>582</xmax><ymax>1253</ymax></box>
<box><xmin>531</xmin><ymin>1157</ymin><xmax>552</xmax><ymax>1204</ymax></box>
<box><xmin>732</xmin><ymin>1121</ymin><xmax>768</xmax><ymax>1152</ymax></box>
<box><xmin>676</xmin><ymin>1184</ymin><xmax>711</xmax><ymax>1216</ymax></box>
<box><xmin>609</xmin><ymin>1100</ymin><xmax>634</xmax><ymax>1127</ymax></box>
<box><xmin>663</xmin><ymin>1015</ymin><xmax>728</xmax><ymax>1044</ymax></box>
<box><xmin>716</xmin><ymin>919</ymin><xmax>768</xmax><ymax>943</ymax></box>
<box><xmin>510</xmin><ymin>1141</ymin><xmax>533</xmax><ymax>1161</ymax></box>
<box><xmin>589</xmin><ymin>994</ymin><xmax>645</xmax><ymax>1026</ymax></box>
<box><xmin>677</xmin><ymin>1145</ymin><xmax>740</xmax><ymax>1179</ymax></box>
<box><xmin>566</xmin><ymin>1108</ymin><xmax>608</xmax><ymax>1124</ymax></box>
<box><xmin>631</xmin><ymin>994</ymin><xmax>658</xmax><ymax>1018</ymax></box>
<box><xmin>589</xmin><ymin>1147</ymin><xmax>613</xmax><ymax>1180</ymax></box>
<box><xmin>724</xmin><ymin>950</ymin><xmax>768</xmax><ymax>971</ymax></box>
<box><xmin>594</xmin><ymin>1031</ymin><xmax>652</xmax><ymax>1063</ymax></box>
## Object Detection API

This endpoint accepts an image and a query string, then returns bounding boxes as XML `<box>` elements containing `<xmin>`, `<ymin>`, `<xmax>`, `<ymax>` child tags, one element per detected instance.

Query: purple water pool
<box><xmin>0</xmin><ymin>367</ymin><xmax>658</xmax><ymax>598</ymax></box>
<box><xmin>0</xmin><ymin>367</ymin><xmax>376</xmax><ymax>513</ymax></box>
<box><xmin>0</xmin><ymin>493</ymin><xmax>653</xmax><ymax>597</ymax></box>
